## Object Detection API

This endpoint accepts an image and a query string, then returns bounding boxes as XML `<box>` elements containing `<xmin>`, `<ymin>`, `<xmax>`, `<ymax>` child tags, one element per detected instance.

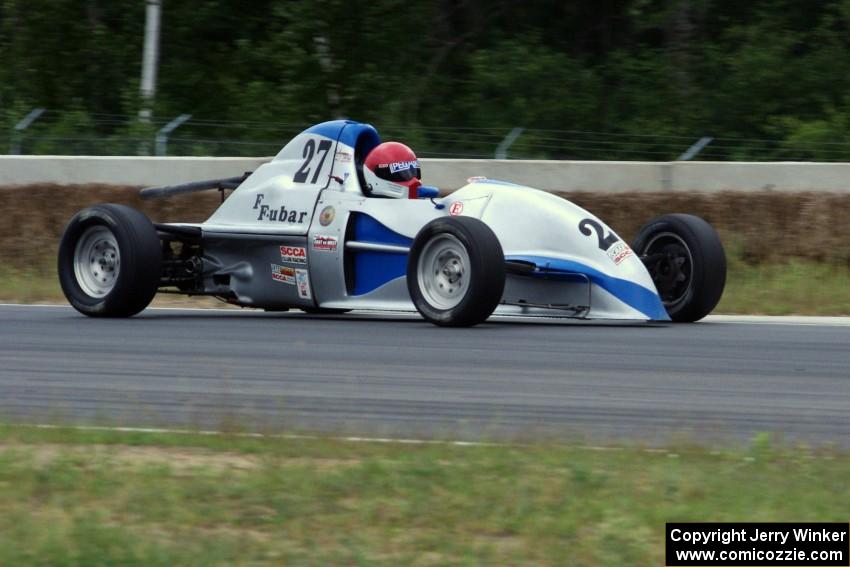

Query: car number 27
<box><xmin>293</xmin><ymin>139</ymin><xmax>333</xmax><ymax>184</ymax></box>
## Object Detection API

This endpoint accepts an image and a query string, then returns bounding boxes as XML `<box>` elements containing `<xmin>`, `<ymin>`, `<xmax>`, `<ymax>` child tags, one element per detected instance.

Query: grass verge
<box><xmin>0</xmin><ymin>425</ymin><xmax>848</xmax><ymax>566</ymax></box>
<box><xmin>4</xmin><ymin>254</ymin><xmax>849</xmax><ymax>315</ymax></box>
<box><xmin>0</xmin><ymin>267</ymin><xmax>63</xmax><ymax>304</ymax></box>
<box><xmin>0</xmin><ymin>267</ymin><xmax>233</xmax><ymax>309</ymax></box>
<box><xmin>717</xmin><ymin>257</ymin><xmax>850</xmax><ymax>315</ymax></box>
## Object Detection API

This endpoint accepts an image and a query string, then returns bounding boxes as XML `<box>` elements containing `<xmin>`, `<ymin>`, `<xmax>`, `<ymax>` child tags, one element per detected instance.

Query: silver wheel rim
<box><xmin>644</xmin><ymin>231</ymin><xmax>693</xmax><ymax>306</ymax></box>
<box><xmin>73</xmin><ymin>226</ymin><xmax>120</xmax><ymax>298</ymax></box>
<box><xmin>417</xmin><ymin>234</ymin><xmax>470</xmax><ymax>310</ymax></box>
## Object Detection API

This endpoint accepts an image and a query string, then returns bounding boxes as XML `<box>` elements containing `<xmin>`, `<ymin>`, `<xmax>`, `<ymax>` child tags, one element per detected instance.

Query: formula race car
<box><xmin>57</xmin><ymin>120</ymin><xmax>726</xmax><ymax>326</ymax></box>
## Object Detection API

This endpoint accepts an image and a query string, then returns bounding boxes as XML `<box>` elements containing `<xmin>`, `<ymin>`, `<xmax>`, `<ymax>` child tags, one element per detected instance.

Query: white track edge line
<box><xmin>8</xmin><ymin>424</ymin><xmax>843</xmax><ymax>459</ymax></box>
<box><xmin>14</xmin><ymin>423</ymin><xmax>674</xmax><ymax>454</ymax></box>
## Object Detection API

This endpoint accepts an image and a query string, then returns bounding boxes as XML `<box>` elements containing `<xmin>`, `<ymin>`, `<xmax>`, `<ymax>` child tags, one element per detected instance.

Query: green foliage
<box><xmin>3</xmin><ymin>0</ymin><xmax>850</xmax><ymax>158</ymax></box>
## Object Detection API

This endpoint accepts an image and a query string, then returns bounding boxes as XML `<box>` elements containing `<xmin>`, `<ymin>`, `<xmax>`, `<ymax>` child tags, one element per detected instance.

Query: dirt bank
<box><xmin>2</xmin><ymin>184</ymin><xmax>849</xmax><ymax>269</ymax></box>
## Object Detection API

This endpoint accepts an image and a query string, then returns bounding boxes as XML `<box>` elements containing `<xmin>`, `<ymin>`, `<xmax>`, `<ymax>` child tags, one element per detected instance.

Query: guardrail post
<box><xmin>155</xmin><ymin>113</ymin><xmax>192</xmax><ymax>156</ymax></box>
<box><xmin>495</xmin><ymin>127</ymin><xmax>524</xmax><ymax>159</ymax></box>
<box><xmin>9</xmin><ymin>108</ymin><xmax>46</xmax><ymax>155</ymax></box>
<box><xmin>678</xmin><ymin>136</ymin><xmax>713</xmax><ymax>161</ymax></box>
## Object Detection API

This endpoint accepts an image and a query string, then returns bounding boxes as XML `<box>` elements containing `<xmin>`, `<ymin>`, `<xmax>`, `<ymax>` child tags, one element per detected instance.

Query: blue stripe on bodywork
<box><xmin>305</xmin><ymin>120</ymin><xmax>381</xmax><ymax>150</ymax></box>
<box><xmin>351</xmin><ymin>214</ymin><xmax>412</xmax><ymax>296</ymax></box>
<box><xmin>305</xmin><ymin>120</ymin><xmax>348</xmax><ymax>141</ymax></box>
<box><xmin>506</xmin><ymin>254</ymin><xmax>670</xmax><ymax>320</ymax></box>
<box><xmin>352</xmin><ymin>252</ymin><xmax>407</xmax><ymax>295</ymax></box>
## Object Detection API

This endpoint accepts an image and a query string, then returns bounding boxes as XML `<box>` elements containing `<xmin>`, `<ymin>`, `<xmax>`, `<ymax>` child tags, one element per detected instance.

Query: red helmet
<box><xmin>363</xmin><ymin>142</ymin><xmax>422</xmax><ymax>199</ymax></box>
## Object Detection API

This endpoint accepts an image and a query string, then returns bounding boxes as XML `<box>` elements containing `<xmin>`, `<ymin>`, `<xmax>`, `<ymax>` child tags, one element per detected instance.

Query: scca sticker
<box><xmin>280</xmin><ymin>246</ymin><xmax>307</xmax><ymax>264</ymax></box>
<box><xmin>270</xmin><ymin>264</ymin><xmax>296</xmax><ymax>284</ymax></box>
<box><xmin>312</xmin><ymin>235</ymin><xmax>338</xmax><ymax>252</ymax></box>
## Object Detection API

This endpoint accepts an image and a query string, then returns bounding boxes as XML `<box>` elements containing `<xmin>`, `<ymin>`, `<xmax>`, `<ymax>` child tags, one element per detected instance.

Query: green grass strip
<box><xmin>4</xmin><ymin>254</ymin><xmax>850</xmax><ymax>315</ymax></box>
<box><xmin>718</xmin><ymin>257</ymin><xmax>850</xmax><ymax>315</ymax></box>
<box><xmin>0</xmin><ymin>425</ymin><xmax>847</xmax><ymax>566</ymax></box>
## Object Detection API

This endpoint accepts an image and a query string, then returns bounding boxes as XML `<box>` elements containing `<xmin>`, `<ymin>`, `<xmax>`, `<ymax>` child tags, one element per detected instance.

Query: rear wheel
<box><xmin>632</xmin><ymin>213</ymin><xmax>726</xmax><ymax>322</ymax></box>
<box><xmin>58</xmin><ymin>204</ymin><xmax>162</xmax><ymax>317</ymax></box>
<box><xmin>407</xmin><ymin>217</ymin><xmax>505</xmax><ymax>327</ymax></box>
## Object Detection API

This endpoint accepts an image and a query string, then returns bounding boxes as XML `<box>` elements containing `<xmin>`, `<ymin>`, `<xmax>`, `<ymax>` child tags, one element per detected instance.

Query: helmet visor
<box><xmin>376</xmin><ymin>160</ymin><xmax>421</xmax><ymax>183</ymax></box>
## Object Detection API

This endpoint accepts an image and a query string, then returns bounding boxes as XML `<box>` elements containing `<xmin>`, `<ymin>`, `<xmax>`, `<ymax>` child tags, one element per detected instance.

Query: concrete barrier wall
<box><xmin>425</xmin><ymin>159</ymin><xmax>850</xmax><ymax>192</ymax></box>
<box><xmin>0</xmin><ymin>156</ymin><xmax>268</xmax><ymax>187</ymax></box>
<box><xmin>2</xmin><ymin>155</ymin><xmax>849</xmax><ymax>192</ymax></box>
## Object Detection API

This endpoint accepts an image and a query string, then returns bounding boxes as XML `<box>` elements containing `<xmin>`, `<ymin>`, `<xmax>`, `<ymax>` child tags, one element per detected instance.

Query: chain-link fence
<box><xmin>9</xmin><ymin>110</ymin><xmax>850</xmax><ymax>161</ymax></box>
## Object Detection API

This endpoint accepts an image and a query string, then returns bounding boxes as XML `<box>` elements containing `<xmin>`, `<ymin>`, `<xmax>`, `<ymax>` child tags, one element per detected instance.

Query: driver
<box><xmin>363</xmin><ymin>142</ymin><xmax>422</xmax><ymax>199</ymax></box>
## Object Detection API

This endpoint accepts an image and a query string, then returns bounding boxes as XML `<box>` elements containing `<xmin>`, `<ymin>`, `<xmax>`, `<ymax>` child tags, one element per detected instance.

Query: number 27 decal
<box><xmin>293</xmin><ymin>139</ymin><xmax>333</xmax><ymax>184</ymax></box>
<box><xmin>579</xmin><ymin>218</ymin><xmax>619</xmax><ymax>251</ymax></box>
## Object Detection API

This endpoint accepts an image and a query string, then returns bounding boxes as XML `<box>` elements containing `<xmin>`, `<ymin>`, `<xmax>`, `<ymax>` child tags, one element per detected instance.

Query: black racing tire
<box><xmin>407</xmin><ymin>216</ymin><xmax>505</xmax><ymax>327</ymax></box>
<box><xmin>631</xmin><ymin>213</ymin><xmax>726</xmax><ymax>322</ymax></box>
<box><xmin>58</xmin><ymin>204</ymin><xmax>162</xmax><ymax>317</ymax></box>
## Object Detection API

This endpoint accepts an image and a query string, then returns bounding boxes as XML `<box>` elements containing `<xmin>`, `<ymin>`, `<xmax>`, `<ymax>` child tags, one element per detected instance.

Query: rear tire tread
<box><xmin>632</xmin><ymin>213</ymin><xmax>726</xmax><ymax>322</ymax></box>
<box><xmin>58</xmin><ymin>204</ymin><xmax>162</xmax><ymax>317</ymax></box>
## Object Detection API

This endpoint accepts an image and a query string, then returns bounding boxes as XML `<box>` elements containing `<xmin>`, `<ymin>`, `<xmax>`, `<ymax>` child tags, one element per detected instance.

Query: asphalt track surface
<box><xmin>1</xmin><ymin>304</ymin><xmax>848</xmax><ymax>446</ymax></box>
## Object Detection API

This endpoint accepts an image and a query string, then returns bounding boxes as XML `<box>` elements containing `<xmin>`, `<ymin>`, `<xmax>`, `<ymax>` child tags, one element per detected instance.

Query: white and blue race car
<box><xmin>57</xmin><ymin>120</ymin><xmax>726</xmax><ymax>326</ymax></box>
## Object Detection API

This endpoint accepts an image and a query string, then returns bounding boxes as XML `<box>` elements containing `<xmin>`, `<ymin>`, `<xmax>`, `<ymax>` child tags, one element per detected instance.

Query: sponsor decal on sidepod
<box><xmin>270</xmin><ymin>264</ymin><xmax>296</xmax><ymax>284</ymax></box>
<box><xmin>280</xmin><ymin>246</ymin><xmax>307</xmax><ymax>264</ymax></box>
<box><xmin>312</xmin><ymin>235</ymin><xmax>338</xmax><ymax>252</ymax></box>
<box><xmin>295</xmin><ymin>269</ymin><xmax>311</xmax><ymax>300</ymax></box>
<box><xmin>319</xmin><ymin>206</ymin><xmax>335</xmax><ymax>226</ymax></box>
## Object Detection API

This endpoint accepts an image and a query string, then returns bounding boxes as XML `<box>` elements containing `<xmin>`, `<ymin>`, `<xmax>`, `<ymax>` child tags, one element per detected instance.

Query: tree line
<box><xmin>2</xmin><ymin>0</ymin><xmax>850</xmax><ymax>160</ymax></box>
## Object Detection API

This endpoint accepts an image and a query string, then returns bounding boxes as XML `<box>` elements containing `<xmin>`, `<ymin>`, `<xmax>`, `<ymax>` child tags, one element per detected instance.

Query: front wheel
<box><xmin>407</xmin><ymin>217</ymin><xmax>505</xmax><ymax>327</ymax></box>
<box><xmin>58</xmin><ymin>204</ymin><xmax>162</xmax><ymax>317</ymax></box>
<box><xmin>632</xmin><ymin>213</ymin><xmax>726</xmax><ymax>322</ymax></box>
